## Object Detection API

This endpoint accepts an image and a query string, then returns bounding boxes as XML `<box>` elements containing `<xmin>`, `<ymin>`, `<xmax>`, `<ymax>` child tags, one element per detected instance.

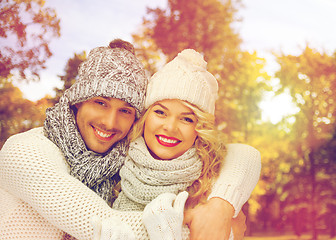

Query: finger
<box><xmin>183</xmin><ymin>209</ymin><xmax>191</xmax><ymax>225</ymax></box>
<box><xmin>173</xmin><ymin>191</ymin><xmax>189</xmax><ymax>214</ymax></box>
<box><xmin>232</xmin><ymin>211</ymin><xmax>246</xmax><ymax>240</ymax></box>
<box><xmin>145</xmin><ymin>193</ymin><xmax>177</xmax><ymax>213</ymax></box>
<box><xmin>158</xmin><ymin>193</ymin><xmax>177</xmax><ymax>210</ymax></box>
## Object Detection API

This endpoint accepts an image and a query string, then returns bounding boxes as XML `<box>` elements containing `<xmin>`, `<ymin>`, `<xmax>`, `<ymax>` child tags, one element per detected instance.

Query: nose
<box><xmin>101</xmin><ymin>109</ymin><xmax>119</xmax><ymax>130</ymax></box>
<box><xmin>163</xmin><ymin>117</ymin><xmax>178</xmax><ymax>133</ymax></box>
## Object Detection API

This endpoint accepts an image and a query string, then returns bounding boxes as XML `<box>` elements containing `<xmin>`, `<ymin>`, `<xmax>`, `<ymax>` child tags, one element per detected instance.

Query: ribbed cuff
<box><xmin>208</xmin><ymin>184</ymin><xmax>245</xmax><ymax>218</ymax></box>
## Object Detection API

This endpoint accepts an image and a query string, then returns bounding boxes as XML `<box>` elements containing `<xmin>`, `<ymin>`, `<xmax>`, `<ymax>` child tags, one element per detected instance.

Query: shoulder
<box><xmin>4</xmin><ymin>127</ymin><xmax>44</xmax><ymax>141</ymax></box>
<box><xmin>1</xmin><ymin>127</ymin><xmax>67</xmax><ymax>168</ymax></box>
<box><xmin>225</xmin><ymin>143</ymin><xmax>261</xmax><ymax>169</ymax></box>
<box><xmin>3</xmin><ymin>127</ymin><xmax>54</xmax><ymax>150</ymax></box>
<box><xmin>226</xmin><ymin>143</ymin><xmax>260</xmax><ymax>157</ymax></box>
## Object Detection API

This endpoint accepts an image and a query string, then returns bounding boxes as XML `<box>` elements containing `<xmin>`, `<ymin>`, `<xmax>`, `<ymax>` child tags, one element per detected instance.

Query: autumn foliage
<box><xmin>0</xmin><ymin>0</ymin><xmax>335</xmax><ymax>239</ymax></box>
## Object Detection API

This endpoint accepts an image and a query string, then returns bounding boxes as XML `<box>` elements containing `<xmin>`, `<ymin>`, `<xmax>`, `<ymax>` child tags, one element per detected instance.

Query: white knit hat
<box><xmin>145</xmin><ymin>49</ymin><xmax>218</xmax><ymax>114</ymax></box>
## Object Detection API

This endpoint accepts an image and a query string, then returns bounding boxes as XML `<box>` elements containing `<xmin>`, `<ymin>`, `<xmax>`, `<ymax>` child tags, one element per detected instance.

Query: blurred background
<box><xmin>1</xmin><ymin>0</ymin><xmax>335</xmax><ymax>239</ymax></box>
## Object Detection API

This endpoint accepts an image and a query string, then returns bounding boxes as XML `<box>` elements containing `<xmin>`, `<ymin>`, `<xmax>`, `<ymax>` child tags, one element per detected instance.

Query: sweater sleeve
<box><xmin>0</xmin><ymin>128</ymin><xmax>155</xmax><ymax>239</ymax></box>
<box><xmin>207</xmin><ymin>143</ymin><xmax>261</xmax><ymax>217</ymax></box>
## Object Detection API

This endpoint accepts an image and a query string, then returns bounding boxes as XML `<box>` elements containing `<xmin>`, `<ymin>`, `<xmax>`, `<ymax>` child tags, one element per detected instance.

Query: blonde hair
<box><xmin>127</xmin><ymin>101</ymin><xmax>226</xmax><ymax>208</ymax></box>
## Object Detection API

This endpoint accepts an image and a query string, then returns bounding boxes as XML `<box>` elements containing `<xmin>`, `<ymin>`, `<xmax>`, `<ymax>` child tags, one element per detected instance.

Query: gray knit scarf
<box><xmin>43</xmin><ymin>94</ymin><xmax>128</xmax><ymax>206</ymax></box>
<box><xmin>113</xmin><ymin>137</ymin><xmax>202</xmax><ymax>211</ymax></box>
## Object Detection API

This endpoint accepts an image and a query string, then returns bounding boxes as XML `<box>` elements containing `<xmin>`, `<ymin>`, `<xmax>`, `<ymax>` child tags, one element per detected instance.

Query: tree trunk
<box><xmin>309</xmin><ymin>150</ymin><xmax>318</xmax><ymax>240</ymax></box>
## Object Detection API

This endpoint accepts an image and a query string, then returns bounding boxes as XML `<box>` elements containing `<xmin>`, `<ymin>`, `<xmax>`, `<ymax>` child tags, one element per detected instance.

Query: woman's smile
<box><xmin>156</xmin><ymin>135</ymin><xmax>181</xmax><ymax>147</ymax></box>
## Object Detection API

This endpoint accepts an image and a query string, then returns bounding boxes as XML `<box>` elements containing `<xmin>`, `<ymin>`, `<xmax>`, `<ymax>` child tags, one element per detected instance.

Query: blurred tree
<box><xmin>0</xmin><ymin>0</ymin><xmax>60</xmax><ymax>80</ymax></box>
<box><xmin>315</xmin><ymin>128</ymin><xmax>336</xmax><ymax>238</ymax></box>
<box><xmin>216</xmin><ymin>51</ymin><xmax>270</xmax><ymax>143</ymax></box>
<box><xmin>133</xmin><ymin>0</ymin><xmax>243</xmax><ymax>76</ymax></box>
<box><xmin>53</xmin><ymin>51</ymin><xmax>86</xmax><ymax>103</ymax></box>
<box><xmin>132</xmin><ymin>24</ymin><xmax>163</xmax><ymax>76</ymax></box>
<box><xmin>140</xmin><ymin>0</ymin><xmax>242</xmax><ymax>62</ymax></box>
<box><xmin>0</xmin><ymin>78</ymin><xmax>51</xmax><ymax>148</ymax></box>
<box><xmin>132</xmin><ymin>0</ymin><xmax>269</xmax><ymax>142</ymax></box>
<box><xmin>275</xmin><ymin>46</ymin><xmax>336</xmax><ymax>240</ymax></box>
<box><xmin>248</xmin><ymin>117</ymin><xmax>297</xmax><ymax>234</ymax></box>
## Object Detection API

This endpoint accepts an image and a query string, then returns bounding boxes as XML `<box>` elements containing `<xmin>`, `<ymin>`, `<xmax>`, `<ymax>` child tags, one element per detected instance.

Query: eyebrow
<box><xmin>154</xmin><ymin>103</ymin><xmax>195</xmax><ymax>116</ymax></box>
<box><xmin>122</xmin><ymin>102</ymin><xmax>133</xmax><ymax>107</ymax></box>
<box><xmin>98</xmin><ymin>97</ymin><xmax>133</xmax><ymax>107</ymax></box>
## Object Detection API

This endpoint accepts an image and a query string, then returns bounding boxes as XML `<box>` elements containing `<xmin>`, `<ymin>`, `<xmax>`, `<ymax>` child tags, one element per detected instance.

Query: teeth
<box><xmin>95</xmin><ymin>129</ymin><xmax>112</xmax><ymax>138</ymax></box>
<box><xmin>159</xmin><ymin>136</ymin><xmax>179</xmax><ymax>144</ymax></box>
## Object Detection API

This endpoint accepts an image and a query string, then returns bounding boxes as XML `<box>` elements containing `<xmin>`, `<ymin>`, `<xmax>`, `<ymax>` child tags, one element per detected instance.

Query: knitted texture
<box><xmin>0</xmin><ymin>128</ymin><xmax>261</xmax><ymax>239</ymax></box>
<box><xmin>208</xmin><ymin>143</ymin><xmax>262</xmax><ymax>217</ymax></box>
<box><xmin>44</xmin><ymin>93</ymin><xmax>126</xmax><ymax>205</ymax></box>
<box><xmin>0</xmin><ymin>128</ymin><xmax>151</xmax><ymax>239</ymax></box>
<box><xmin>143</xmin><ymin>192</ymin><xmax>189</xmax><ymax>240</ymax></box>
<box><xmin>91</xmin><ymin>215</ymin><xmax>136</xmax><ymax>240</ymax></box>
<box><xmin>113</xmin><ymin>137</ymin><xmax>202</xmax><ymax>211</ymax></box>
<box><xmin>69</xmin><ymin>43</ymin><xmax>148</xmax><ymax>118</ymax></box>
<box><xmin>145</xmin><ymin>49</ymin><xmax>218</xmax><ymax>114</ymax></box>
<box><xmin>43</xmin><ymin>41</ymin><xmax>148</xmax><ymax>205</ymax></box>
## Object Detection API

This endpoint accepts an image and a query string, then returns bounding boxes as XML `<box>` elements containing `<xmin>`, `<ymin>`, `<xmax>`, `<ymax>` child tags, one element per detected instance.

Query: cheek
<box><xmin>143</xmin><ymin>114</ymin><xmax>156</xmax><ymax>134</ymax></box>
<box><xmin>143</xmin><ymin>120</ymin><xmax>157</xmax><ymax>148</ymax></box>
<box><xmin>125</xmin><ymin>121</ymin><xmax>134</xmax><ymax>134</ymax></box>
<box><xmin>185</xmin><ymin>128</ymin><xmax>198</xmax><ymax>145</ymax></box>
<box><xmin>74</xmin><ymin>104</ymin><xmax>99</xmax><ymax>136</ymax></box>
<box><xmin>143</xmin><ymin>122</ymin><xmax>151</xmax><ymax>141</ymax></box>
<box><xmin>75</xmin><ymin>108</ymin><xmax>85</xmax><ymax>133</ymax></box>
<box><xmin>120</xmin><ymin>117</ymin><xmax>135</xmax><ymax>135</ymax></box>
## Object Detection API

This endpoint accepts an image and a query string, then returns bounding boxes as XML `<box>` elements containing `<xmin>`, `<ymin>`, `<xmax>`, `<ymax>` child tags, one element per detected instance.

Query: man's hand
<box><xmin>232</xmin><ymin>210</ymin><xmax>247</xmax><ymax>240</ymax></box>
<box><xmin>183</xmin><ymin>198</ymin><xmax>234</xmax><ymax>240</ymax></box>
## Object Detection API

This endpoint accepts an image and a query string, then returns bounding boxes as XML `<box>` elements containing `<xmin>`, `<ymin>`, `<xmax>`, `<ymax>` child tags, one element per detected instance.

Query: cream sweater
<box><xmin>0</xmin><ymin>127</ymin><xmax>261</xmax><ymax>239</ymax></box>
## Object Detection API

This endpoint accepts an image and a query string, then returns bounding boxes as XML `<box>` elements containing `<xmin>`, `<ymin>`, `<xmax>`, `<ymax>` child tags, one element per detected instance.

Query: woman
<box><xmin>110</xmin><ymin>49</ymin><xmax>261</xmax><ymax>240</ymax></box>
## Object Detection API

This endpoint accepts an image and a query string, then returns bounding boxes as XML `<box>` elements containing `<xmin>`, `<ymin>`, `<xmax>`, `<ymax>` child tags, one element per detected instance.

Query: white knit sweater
<box><xmin>0</xmin><ymin>127</ymin><xmax>261</xmax><ymax>239</ymax></box>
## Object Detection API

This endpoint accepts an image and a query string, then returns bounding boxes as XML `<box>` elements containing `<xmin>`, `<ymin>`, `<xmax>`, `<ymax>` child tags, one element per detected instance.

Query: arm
<box><xmin>0</xmin><ymin>129</ymin><xmax>149</xmax><ymax>239</ymax></box>
<box><xmin>209</xmin><ymin>143</ymin><xmax>261</xmax><ymax>216</ymax></box>
<box><xmin>184</xmin><ymin>143</ymin><xmax>261</xmax><ymax>240</ymax></box>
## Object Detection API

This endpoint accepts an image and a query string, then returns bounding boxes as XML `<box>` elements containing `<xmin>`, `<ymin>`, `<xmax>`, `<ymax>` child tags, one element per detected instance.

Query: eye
<box><xmin>154</xmin><ymin>109</ymin><xmax>166</xmax><ymax>116</ymax></box>
<box><xmin>120</xmin><ymin>108</ymin><xmax>134</xmax><ymax>115</ymax></box>
<box><xmin>182</xmin><ymin>117</ymin><xmax>194</xmax><ymax>123</ymax></box>
<box><xmin>94</xmin><ymin>100</ymin><xmax>106</xmax><ymax>106</ymax></box>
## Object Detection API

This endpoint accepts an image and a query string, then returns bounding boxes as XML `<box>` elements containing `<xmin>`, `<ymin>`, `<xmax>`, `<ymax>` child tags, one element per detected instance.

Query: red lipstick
<box><xmin>156</xmin><ymin>135</ymin><xmax>181</xmax><ymax>147</ymax></box>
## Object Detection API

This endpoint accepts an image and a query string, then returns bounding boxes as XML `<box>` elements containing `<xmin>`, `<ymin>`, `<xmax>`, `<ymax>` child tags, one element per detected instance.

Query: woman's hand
<box><xmin>142</xmin><ymin>191</ymin><xmax>189</xmax><ymax>240</ymax></box>
<box><xmin>91</xmin><ymin>215</ymin><xmax>135</xmax><ymax>240</ymax></box>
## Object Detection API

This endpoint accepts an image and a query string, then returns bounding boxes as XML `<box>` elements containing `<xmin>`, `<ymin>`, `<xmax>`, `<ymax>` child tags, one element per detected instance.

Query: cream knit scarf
<box><xmin>113</xmin><ymin>137</ymin><xmax>202</xmax><ymax>211</ymax></box>
<box><xmin>43</xmin><ymin>94</ymin><xmax>128</xmax><ymax>206</ymax></box>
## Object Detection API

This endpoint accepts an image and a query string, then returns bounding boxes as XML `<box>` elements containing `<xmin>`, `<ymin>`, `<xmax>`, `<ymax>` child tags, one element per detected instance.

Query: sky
<box><xmin>14</xmin><ymin>0</ymin><xmax>336</xmax><ymax>123</ymax></box>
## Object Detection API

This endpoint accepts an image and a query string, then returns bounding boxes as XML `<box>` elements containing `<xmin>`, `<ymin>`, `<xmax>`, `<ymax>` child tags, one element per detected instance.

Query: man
<box><xmin>0</xmin><ymin>39</ymin><xmax>259</xmax><ymax>239</ymax></box>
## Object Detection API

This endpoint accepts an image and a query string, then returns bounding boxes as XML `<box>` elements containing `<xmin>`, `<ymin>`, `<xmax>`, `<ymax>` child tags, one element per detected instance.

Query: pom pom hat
<box><xmin>65</xmin><ymin>40</ymin><xmax>148</xmax><ymax>118</ymax></box>
<box><xmin>145</xmin><ymin>49</ymin><xmax>218</xmax><ymax>115</ymax></box>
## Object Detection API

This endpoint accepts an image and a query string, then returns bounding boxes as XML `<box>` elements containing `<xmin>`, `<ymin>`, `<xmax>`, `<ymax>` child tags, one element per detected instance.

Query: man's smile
<box><xmin>92</xmin><ymin>126</ymin><xmax>115</xmax><ymax>141</ymax></box>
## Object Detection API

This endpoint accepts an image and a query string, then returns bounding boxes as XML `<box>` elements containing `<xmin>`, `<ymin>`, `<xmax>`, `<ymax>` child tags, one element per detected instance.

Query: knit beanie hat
<box><xmin>65</xmin><ymin>39</ymin><xmax>148</xmax><ymax>118</ymax></box>
<box><xmin>145</xmin><ymin>49</ymin><xmax>218</xmax><ymax>115</ymax></box>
